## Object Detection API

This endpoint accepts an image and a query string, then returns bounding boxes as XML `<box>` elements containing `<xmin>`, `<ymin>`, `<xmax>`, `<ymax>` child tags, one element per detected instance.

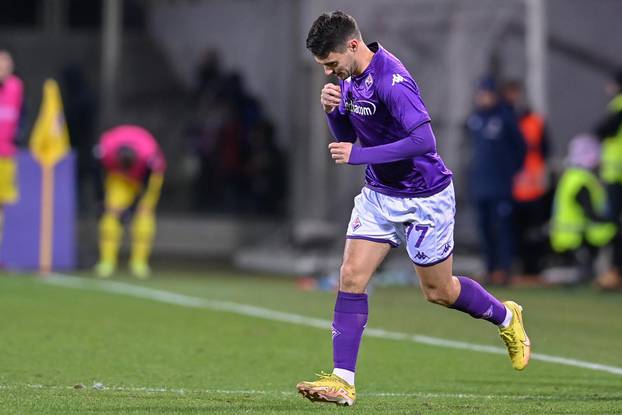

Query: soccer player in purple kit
<box><xmin>296</xmin><ymin>11</ymin><xmax>531</xmax><ymax>406</ymax></box>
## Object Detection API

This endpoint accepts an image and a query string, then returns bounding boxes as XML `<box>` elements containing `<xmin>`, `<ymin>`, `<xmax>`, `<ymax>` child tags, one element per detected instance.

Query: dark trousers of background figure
<box><xmin>474</xmin><ymin>197</ymin><xmax>516</xmax><ymax>284</ymax></box>
<box><xmin>557</xmin><ymin>243</ymin><xmax>599</xmax><ymax>284</ymax></box>
<box><xmin>514</xmin><ymin>194</ymin><xmax>552</xmax><ymax>275</ymax></box>
<box><xmin>605</xmin><ymin>183</ymin><xmax>622</xmax><ymax>269</ymax></box>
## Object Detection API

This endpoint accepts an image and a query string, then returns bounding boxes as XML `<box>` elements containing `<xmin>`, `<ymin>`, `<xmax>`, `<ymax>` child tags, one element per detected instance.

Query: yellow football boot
<box><xmin>499</xmin><ymin>301</ymin><xmax>531</xmax><ymax>370</ymax></box>
<box><xmin>95</xmin><ymin>261</ymin><xmax>115</xmax><ymax>278</ymax></box>
<box><xmin>296</xmin><ymin>372</ymin><xmax>356</xmax><ymax>406</ymax></box>
<box><xmin>130</xmin><ymin>261</ymin><xmax>151</xmax><ymax>280</ymax></box>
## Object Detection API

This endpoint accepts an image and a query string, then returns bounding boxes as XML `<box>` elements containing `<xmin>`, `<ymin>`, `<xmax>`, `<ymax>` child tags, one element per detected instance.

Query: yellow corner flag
<box><xmin>29</xmin><ymin>79</ymin><xmax>71</xmax><ymax>274</ymax></box>
<box><xmin>30</xmin><ymin>79</ymin><xmax>70</xmax><ymax>167</ymax></box>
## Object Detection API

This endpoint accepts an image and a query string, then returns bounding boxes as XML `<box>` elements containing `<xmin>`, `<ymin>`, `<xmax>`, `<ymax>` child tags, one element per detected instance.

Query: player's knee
<box><xmin>339</xmin><ymin>263</ymin><xmax>366</xmax><ymax>293</ymax></box>
<box><xmin>99</xmin><ymin>212</ymin><xmax>123</xmax><ymax>239</ymax></box>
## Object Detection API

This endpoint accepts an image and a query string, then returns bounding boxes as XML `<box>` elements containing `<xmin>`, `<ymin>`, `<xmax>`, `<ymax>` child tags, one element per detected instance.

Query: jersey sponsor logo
<box><xmin>391</xmin><ymin>73</ymin><xmax>405</xmax><ymax>86</ymax></box>
<box><xmin>345</xmin><ymin>99</ymin><xmax>376</xmax><ymax>116</ymax></box>
<box><xmin>365</xmin><ymin>74</ymin><xmax>373</xmax><ymax>89</ymax></box>
<box><xmin>352</xmin><ymin>216</ymin><xmax>362</xmax><ymax>231</ymax></box>
<box><xmin>414</xmin><ymin>251</ymin><xmax>429</xmax><ymax>261</ymax></box>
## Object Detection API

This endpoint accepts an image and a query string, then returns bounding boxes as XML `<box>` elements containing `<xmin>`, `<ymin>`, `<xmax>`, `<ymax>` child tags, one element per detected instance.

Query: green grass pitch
<box><xmin>1</xmin><ymin>267</ymin><xmax>621</xmax><ymax>414</ymax></box>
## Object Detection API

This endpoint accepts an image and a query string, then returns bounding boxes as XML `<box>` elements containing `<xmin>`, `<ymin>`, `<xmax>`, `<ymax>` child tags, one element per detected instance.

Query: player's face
<box><xmin>502</xmin><ymin>87</ymin><xmax>521</xmax><ymax>106</ymax></box>
<box><xmin>605</xmin><ymin>80</ymin><xmax>620</xmax><ymax>97</ymax></box>
<box><xmin>475</xmin><ymin>90</ymin><xmax>497</xmax><ymax>109</ymax></box>
<box><xmin>314</xmin><ymin>48</ymin><xmax>356</xmax><ymax>80</ymax></box>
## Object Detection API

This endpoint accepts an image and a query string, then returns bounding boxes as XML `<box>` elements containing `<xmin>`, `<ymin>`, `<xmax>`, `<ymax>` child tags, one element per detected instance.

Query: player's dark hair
<box><xmin>306</xmin><ymin>11</ymin><xmax>361</xmax><ymax>59</ymax></box>
<box><xmin>117</xmin><ymin>145</ymin><xmax>137</xmax><ymax>171</ymax></box>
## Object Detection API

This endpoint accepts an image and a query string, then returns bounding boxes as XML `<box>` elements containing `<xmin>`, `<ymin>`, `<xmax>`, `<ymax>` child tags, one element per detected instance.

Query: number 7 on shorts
<box><xmin>405</xmin><ymin>223</ymin><xmax>429</xmax><ymax>248</ymax></box>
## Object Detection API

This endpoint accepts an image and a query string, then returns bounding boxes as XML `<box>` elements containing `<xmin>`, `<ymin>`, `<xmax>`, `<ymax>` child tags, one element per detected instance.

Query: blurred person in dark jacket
<box><xmin>501</xmin><ymin>80</ymin><xmax>552</xmax><ymax>282</ymax></box>
<box><xmin>466</xmin><ymin>77</ymin><xmax>526</xmax><ymax>285</ymax></box>
<box><xmin>245</xmin><ymin>119</ymin><xmax>287</xmax><ymax>215</ymax></box>
<box><xmin>59</xmin><ymin>64</ymin><xmax>97</xmax><ymax>214</ymax></box>
<box><xmin>192</xmin><ymin>48</ymin><xmax>224</xmax><ymax>105</ymax></box>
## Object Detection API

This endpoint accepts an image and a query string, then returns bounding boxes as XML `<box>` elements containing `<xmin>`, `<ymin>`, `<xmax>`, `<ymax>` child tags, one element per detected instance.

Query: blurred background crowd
<box><xmin>1</xmin><ymin>0</ymin><xmax>621</xmax><ymax>289</ymax></box>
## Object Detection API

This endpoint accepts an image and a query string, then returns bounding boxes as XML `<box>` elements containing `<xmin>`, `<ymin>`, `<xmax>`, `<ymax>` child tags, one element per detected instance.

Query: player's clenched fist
<box><xmin>321</xmin><ymin>83</ymin><xmax>342</xmax><ymax>113</ymax></box>
<box><xmin>328</xmin><ymin>142</ymin><xmax>353</xmax><ymax>164</ymax></box>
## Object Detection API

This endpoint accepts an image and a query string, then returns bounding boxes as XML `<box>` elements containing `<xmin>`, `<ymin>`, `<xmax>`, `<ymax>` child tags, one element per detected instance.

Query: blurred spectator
<box><xmin>186</xmin><ymin>97</ymin><xmax>228</xmax><ymax>211</ymax></box>
<box><xmin>550</xmin><ymin>134</ymin><xmax>616</xmax><ymax>284</ymax></box>
<box><xmin>593</xmin><ymin>68</ymin><xmax>622</xmax><ymax>289</ymax></box>
<box><xmin>216</xmin><ymin>98</ymin><xmax>247</xmax><ymax>212</ymax></box>
<box><xmin>192</xmin><ymin>48</ymin><xmax>223</xmax><ymax>105</ymax></box>
<box><xmin>245</xmin><ymin>119</ymin><xmax>287</xmax><ymax>215</ymax></box>
<box><xmin>58</xmin><ymin>64</ymin><xmax>97</xmax><ymax>214</ymax></box>
<box><xmin>220</xmin><ymin>72</ymin><xmax>263</xmax><ymax>131</ymax></box>
<box><xmin>186</xmin><ymin>62</ymin><xmax>284</xmax><ymax>215</ymax></box>
<box><xmin>94</xmin><ymin>125</ymin><xmax>166</xmax><ymax>279</ymax></box>
<box><xmin>466</xmin><ymin>76</ymin><xmax>526</xmax><ymax>285</ymax></box>
<box><xmin>501</xmin><ymin>79</ymin><xmax>552</xmax><ymax>281</ymax></box>
<box><xmin>0</xmin><ymin>50</ymin><xmax>24</xmax><ymax>259</ymax></box>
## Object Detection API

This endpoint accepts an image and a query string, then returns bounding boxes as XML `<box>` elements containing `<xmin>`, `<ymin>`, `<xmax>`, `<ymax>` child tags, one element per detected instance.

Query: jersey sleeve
<box><xmin>377</xmin><ymin>72</ymin><xmax>431</xmax><ymax>133</ymax></box>
<box><xmin>326</xmin><ymin>110</ymin><xmax>357</xmax><ymax>143</ymax></box>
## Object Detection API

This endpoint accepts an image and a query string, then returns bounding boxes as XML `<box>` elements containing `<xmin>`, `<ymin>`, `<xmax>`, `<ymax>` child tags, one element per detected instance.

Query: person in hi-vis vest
<box><xmin>94</xmin><ymin>125</ymin><xmax>166</xmax><ymax>279</ymax></box>
<box><xmin>594</xmin><ymin>69</ymin><xmax>622</xmax><ymax>289</ymax></box>
<box><xmin>550</xmin><ymin>134</ymin><xmax>616</xmax><ymax>284</ymax></box>
<box><xmin>0</xmin><ymin>50</ymin><xmax>24</xmax><ymax>258</ymax></box>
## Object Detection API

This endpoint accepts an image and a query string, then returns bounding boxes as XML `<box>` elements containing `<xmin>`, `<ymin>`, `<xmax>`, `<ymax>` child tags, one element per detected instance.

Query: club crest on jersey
<box><xmin>365</xmin><ymin>74</ymin><xmax>373</xmax><ymax>89</ymax></box>
<box><xmin>352</xmin><ymin>216</ymin><xmax>362</xmax><ymax>231</ymax></box>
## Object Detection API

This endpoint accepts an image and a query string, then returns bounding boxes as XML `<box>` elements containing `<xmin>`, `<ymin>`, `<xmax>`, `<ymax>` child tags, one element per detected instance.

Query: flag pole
<box><xmin>39</xmin><ymin>164</ymin><xmax>55</xmax><ymax>274</ymax></box>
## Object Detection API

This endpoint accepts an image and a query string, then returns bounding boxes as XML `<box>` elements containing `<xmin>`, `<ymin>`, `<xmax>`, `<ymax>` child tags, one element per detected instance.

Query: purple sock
<box><xmin>449</xmin><ymin>276</ymin><xmax>507</xmax><ymax>325</ymax></box>
<box><xmin>332</xmin><ymin>291</ymin><xmax>368</xmax><ymax>372</ymax></box>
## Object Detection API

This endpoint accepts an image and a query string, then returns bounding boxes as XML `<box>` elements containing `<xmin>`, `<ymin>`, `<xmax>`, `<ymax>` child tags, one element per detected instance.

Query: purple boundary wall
<box><xmin>0</xmin><ymin>150</ymin><xmax>76</xmax><ymax>271</ymax></box>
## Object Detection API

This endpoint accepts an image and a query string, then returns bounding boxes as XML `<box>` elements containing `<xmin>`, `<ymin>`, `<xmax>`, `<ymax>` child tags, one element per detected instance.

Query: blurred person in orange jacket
<box><xmin>501</xmin><ymin>80</ymin><xmax>552</xmax><ymax>282</ymax></box>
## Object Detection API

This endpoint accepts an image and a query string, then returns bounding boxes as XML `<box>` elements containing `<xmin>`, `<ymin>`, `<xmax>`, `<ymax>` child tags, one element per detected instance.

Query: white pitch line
<box><xmin>0</xmin><ymin>383</ymin><xmax>567</xmax><ymax>401</ymax></box>
<box><xmin>43</xmin><ymin>273</ymin><xmax>622</xmax><ymax>377</ymax></box>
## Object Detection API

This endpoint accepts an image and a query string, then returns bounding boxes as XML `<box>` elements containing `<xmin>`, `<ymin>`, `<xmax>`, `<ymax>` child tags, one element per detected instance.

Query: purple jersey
<box><xmin>333</xmin><ymin>43</ymin><xmax>452</xmax><ymax>197</ymax></box>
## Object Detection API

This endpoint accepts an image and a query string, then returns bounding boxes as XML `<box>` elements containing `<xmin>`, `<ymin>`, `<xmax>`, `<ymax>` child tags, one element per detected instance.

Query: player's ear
<box><xmin>347</xmin><ymin>39</ymin><xmax>358</xmax><ymax>53</ymax></box>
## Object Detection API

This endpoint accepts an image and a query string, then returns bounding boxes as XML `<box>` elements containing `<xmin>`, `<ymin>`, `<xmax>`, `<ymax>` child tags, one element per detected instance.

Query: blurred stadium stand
<box><xmin>1</xmin><ymin>0</ymin><xmax>621</xmax><ymax>276</ymax></box>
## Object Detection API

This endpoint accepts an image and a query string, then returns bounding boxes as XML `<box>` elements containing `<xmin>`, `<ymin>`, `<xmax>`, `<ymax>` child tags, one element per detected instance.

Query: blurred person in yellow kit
<box><xmin>0</xmin><ymin>50</ymin><xmax>24</xmax><ymax>255</ymax></box>
<box><xmin>94</xmin><ymin>125</ymin><xmax>166</xmax><ymax>279</ymax></box>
